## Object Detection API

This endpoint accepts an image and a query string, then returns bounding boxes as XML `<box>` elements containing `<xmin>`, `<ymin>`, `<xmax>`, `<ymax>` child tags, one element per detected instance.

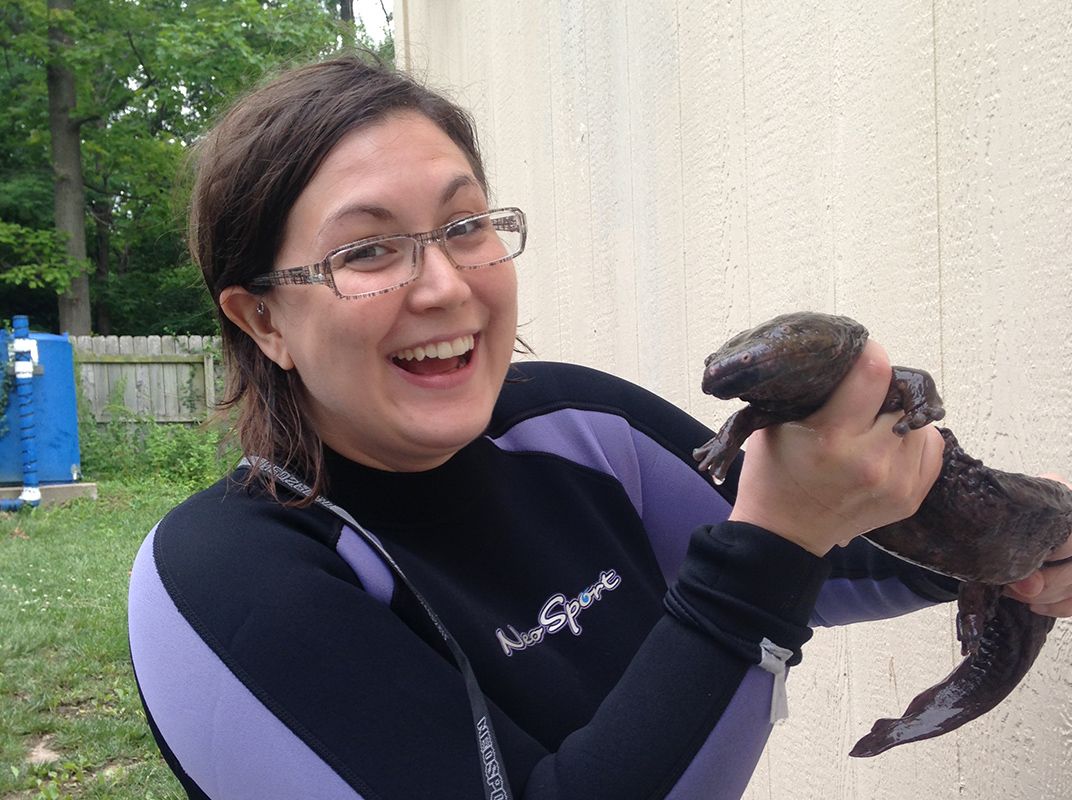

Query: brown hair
<box><xmin>188</xmin><ymin>55</ymin><xmax>489</xmax><ymax>502</ymax></box>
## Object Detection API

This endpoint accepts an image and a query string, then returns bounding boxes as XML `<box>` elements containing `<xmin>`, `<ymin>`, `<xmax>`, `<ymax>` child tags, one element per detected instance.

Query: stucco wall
<box><xmin>396</xmin><ymin>2</ymin><xmax>1072</xmax><ymax>797</ymax></box>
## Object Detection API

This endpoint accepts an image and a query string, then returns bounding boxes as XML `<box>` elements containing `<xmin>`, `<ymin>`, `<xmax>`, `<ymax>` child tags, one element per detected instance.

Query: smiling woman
<box><xmin>184</xmin><ymin>59</ymin><xmax>497</xmax><ymax>493</ymax></box>
<box><xmin>125</xmin><ymin>55</ymin><xmax>1071</xmax><ymax>800</ymax></box>
<box><xmin>220</xmin><ymin>112</ymin><xmax>520</xmax><ymax>473</ymax></box>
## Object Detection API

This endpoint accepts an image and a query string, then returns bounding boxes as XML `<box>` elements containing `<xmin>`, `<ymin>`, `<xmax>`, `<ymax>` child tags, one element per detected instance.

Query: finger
<box><xmin>807</xmin><ymin>340</ymin><xmax>893</xmax><ymax>435</ymax></box>
<box><xmin>887</xmin><ymin>423</ymin><xmax>943</xmax><ymax>516</ymax></box>
<box><xmin>880</xmin><ymin>414</ymin><xmax>941</xmax><ymax>485</ymax></box>
<box><xmin>1039</xmin><ymin>472</ymin><xmax>1072</xmax><ymax>490</ymax></box>
<box><xmin>1021</xmin><ymin>559</ymin><xmax>1072</xmax><ymax>606</ymax></box>
<box><xmin>1030</xmin><ymin>595</ymin><xmax>1072</xmax><ymax>618</ymax></box>
<box><xmin>914</xmin><ymin>425</ymin><xmax>944</xmax><ymax>492</ymax></box>
<box><xmin>1005</xmin><ymin>571</ymin><xmax>1045</xmax><ymax>601</ymax></box>
<box><xmin>1004</xmin><ymin>556</ymin><xmax>1072</xmax><ymax>605</ymax></box>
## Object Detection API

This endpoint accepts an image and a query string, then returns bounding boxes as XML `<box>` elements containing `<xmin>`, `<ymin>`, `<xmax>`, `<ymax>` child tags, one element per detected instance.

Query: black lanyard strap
<box><xmin>243</xmin><ymin>457</ymin><xmax>513</xmax><ymax>800</ymax></box>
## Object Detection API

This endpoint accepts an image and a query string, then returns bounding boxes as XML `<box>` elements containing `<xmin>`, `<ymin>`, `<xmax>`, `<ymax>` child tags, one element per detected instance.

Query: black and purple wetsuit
<box><xmin>128</xmin><ymin>361</ymin><xmax>956</xmax><ymax>799</ymax></box>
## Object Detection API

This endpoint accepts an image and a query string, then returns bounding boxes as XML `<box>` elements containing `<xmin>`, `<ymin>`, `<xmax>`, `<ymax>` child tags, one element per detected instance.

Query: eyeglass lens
<box><xmin>327</xmin><ymin>210</ymin><xmax>523</xmax><ymax>298</ymax></box>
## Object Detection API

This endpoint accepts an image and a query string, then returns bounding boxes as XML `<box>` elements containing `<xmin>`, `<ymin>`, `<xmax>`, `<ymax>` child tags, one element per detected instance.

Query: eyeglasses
<box><xmin>248</xmin><ymin>207</ymin><xmax>526</xmax><ymax>299</ymax></box>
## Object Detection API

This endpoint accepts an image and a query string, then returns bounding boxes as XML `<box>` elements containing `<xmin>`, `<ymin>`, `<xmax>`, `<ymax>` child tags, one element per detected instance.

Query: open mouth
<box><xmin>389</xmin><ymin>334</ymin><xmax>476</xmax><ymax>376</ymax></box>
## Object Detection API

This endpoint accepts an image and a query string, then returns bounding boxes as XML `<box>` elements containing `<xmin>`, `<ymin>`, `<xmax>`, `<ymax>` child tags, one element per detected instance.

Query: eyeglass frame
<box><xmin>246</xmin><ymin>207</ymin><xmax>527</xmax><ymax>300</ymax></box>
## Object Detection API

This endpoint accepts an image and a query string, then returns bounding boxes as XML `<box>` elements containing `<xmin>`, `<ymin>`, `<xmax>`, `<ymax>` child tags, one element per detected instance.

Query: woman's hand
<box><xmin>729</xmin><ymin>340</ymin><xmax>945</xmax><ymax>557</ymax></box>
<box><xmin>1005</xmin><ymin>473</ymin><xmax>1072</xmax><ymax>618</ymax></box>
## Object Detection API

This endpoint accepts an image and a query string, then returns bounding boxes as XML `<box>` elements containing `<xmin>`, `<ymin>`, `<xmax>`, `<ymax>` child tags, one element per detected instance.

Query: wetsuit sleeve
<box><xmin>810</xmin><ymin>537</ymin><xmax>960</xmax><ymax>626</ymax></box>
<box><xmin>494</xmin><ymin>362</ymin><xmax>959</xmax><ymax>629</ymax></box>
<box><xmin>526</xmin><ymin>520</ymin><xmax>830</xmax><ymax>797</ymax></box>
<box><xmin>130</xmin><ymin>477</ymin><xmax>828</xmax><ymax>799</ymax></box>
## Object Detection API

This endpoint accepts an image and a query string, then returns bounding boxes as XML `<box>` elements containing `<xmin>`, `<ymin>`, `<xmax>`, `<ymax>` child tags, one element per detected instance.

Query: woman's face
<box><xmin>250</xmin><ymin>111</ymin><xmax>518</xmax><ymax>471</ymax></box>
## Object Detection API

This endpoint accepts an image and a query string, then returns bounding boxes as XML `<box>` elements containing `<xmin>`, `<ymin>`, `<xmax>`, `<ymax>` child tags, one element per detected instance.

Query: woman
<box><xmin>128</xmin><ymin>56</ymin><xmax>1072</xmax><ymax>799</ymax></box>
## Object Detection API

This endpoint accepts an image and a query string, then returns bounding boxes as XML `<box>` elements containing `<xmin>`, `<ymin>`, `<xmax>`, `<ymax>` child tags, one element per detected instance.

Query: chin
<box><xmin>415</xmin><ymin>416</ymin><xmax>490</xmax><ymax>456</ymax></box>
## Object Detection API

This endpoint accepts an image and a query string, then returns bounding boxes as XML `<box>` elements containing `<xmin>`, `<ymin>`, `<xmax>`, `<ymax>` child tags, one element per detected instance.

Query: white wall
<box><xmin>397</xmin><ymin>2</ymin><xmax>1072</xmax><ymax>796</ymax></box>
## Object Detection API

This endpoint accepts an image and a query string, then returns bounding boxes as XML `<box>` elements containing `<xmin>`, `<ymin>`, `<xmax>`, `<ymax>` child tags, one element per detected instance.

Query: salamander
<box><xmin>692</xmin><ymin>311</ymin><xmax>1071</xmax><ymax>757</ymax></box>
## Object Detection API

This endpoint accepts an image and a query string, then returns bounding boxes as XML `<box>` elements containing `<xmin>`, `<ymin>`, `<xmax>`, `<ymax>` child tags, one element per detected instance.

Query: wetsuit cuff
<box><xmin>664</xmin><ymin>521</ymin><xmax>832</xmax><ymax>665</ymax></box>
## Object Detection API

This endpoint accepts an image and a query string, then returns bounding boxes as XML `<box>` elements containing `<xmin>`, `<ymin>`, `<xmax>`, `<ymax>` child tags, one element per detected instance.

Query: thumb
<box><xmin>1006</xmin><ymin>571</ymin><xmax>1044</xmax><ymax>599</ymax></box>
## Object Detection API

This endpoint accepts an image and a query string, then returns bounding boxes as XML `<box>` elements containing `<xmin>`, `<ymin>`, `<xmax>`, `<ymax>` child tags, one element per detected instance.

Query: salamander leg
<box><xmin>694</xmin><ymin>406</ymin><xmax>783</xmax><ymax>483</ymax></box>
<box><xmin>886</xmin><ymin>366</ymin><xmax>946</xmax><ymax>435</ymax></box>
<box><xmin>956</xmin><ymin>582</ymin><xmax>1001</xmax><ymax>657</ymax></box>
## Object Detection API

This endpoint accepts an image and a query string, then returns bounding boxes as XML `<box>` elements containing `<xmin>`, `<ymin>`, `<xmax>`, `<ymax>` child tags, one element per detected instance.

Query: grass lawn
<box><xmin>0</xmin><ymin>480</ymin><xmax>188</xmax><ymax>800</ymax></box>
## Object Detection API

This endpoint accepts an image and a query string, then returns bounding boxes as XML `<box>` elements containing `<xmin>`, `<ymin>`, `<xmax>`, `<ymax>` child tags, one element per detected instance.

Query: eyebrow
<box><xmin>438</xmin><ymin>174</ymin><xmax>479</xmax><ymax>206</ymax></box>
<box><xmin>317</xmin><ymin>174</ymin><xmax>481</xmax><ymax>238</ymax></box>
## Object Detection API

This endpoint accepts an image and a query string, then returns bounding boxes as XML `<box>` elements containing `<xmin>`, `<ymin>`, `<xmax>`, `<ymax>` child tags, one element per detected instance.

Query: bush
<box><xmin>144</xmin><ymin>421</ymin><xmax>239</xmax><ymax>490</ymax></box>
<box><xmin>80</xmin><ymin>413</ymin><xmax>240</xmax><ymax>492</ymax></box>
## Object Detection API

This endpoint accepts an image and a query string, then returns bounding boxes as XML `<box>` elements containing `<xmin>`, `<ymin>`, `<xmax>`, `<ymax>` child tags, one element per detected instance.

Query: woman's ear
<box><xmin>219</xmin><ymin>286</ymin><xmax>295</xmax><ymax>370</ymax></box>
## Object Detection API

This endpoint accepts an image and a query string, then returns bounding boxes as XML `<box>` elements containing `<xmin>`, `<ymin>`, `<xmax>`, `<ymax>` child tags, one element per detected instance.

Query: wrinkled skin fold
<box><xmin>693</xmin><ymin>311</ymin><xmax>1072</xmax><ymax>757</ymax></box>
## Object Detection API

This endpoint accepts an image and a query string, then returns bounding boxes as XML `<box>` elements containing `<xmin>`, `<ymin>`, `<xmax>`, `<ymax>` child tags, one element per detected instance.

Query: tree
<box><xmin>1</xmin><ymin>0</ymin><xmax>392</xmax><ymax>335</ymax></box>
<box><xmin>1</xmin><ymin>0</ymin><xmax>82</xmax><ymax>326</ymax></box>
<box><xmin>47</xmin><ymin>0</ymin><xmax>90</xmax><ymax>334</ymax></box>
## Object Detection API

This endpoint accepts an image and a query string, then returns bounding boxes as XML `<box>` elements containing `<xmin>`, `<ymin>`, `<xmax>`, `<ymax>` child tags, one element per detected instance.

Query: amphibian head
<box><xmin>701</xmin><ymin>312</ymin><xmax>870</xmax><ymax>414</ymax></box>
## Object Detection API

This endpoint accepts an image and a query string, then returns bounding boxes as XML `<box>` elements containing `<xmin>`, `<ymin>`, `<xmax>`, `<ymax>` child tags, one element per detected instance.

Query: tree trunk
<box><xmin>338</xmin><ymin>0</ymin><xmax>356</xmax><ymax>50</ymax></box>
<box><xmin>47</xmin><ymin>0</ymin><xmax>91</xmax><ymax>335</ymax></box>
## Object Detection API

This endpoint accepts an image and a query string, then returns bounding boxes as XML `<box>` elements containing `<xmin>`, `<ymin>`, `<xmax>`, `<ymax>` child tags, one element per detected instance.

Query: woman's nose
<box><xmin>406</xmin><ymin>241</ymin><xmax>472</xmax><ymax>309</ymax></box>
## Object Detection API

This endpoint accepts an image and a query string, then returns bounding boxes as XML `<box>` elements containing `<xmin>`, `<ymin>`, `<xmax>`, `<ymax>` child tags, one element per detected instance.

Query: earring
<box><xmin>256</xmin><ymin>301</ymin><xmax>265</xmax><ymax>315</ymax></box>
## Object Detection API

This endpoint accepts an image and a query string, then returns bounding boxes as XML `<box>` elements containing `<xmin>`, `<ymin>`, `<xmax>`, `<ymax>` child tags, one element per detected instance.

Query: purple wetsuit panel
<box><xmin>665</xmin><ymin>667</ymin><xmax>775</xmax><ymax>799</ymax></box>
<box><xmin>489</xmin><ymin>408</ymin><xmax>731</xmax><ymax>582</ymax></box>
<box><xmin>128</xmin><ymin>527</ymin><xmax>364</xmax><ymax>800</ymax></box>
<box><xmin>811</xmin><ymin>576</ymin><xmax>940</xmax><ymax>627</ymax></box>
<box><xmin>335</xmin><ymin>526</ymin><xmax>396</xmax><ymax>605</ymax></box>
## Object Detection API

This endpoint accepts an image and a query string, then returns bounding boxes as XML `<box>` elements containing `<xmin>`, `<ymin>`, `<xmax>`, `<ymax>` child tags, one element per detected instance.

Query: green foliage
<box><xmin>2</xmin><ymin>0</ymin><xmax>393</xmax><ymax>334</ymax></box>
<box><xmin>0</xmin><ymin>221</ymin><xmax>87</xmax><ymax>293</ymax></box>
<box><xmin>144</xmin><ymin>421</ymin><xmax>239</xmax><ymax>490</ymax></box>
<box><xmin>77</xmin><ymin>370</ymin><xmax>240</xmax><ymax>489</ymax></box>
<box><xmin>79</xmin><ymin>411</ymin><xmax>239</xmax><ymax>492</ymax></box>
<box><xmin>93</xmin><ymin>259</ymin><xmax>217</xmax><ymax>336</ymax></box>
<box><xmin>11</xmin><ymin>757</ymin><xmax>91</xmax><ymax>800</ymax></box>
<box><xmin>0</xmin><ymin>322</ymin><xmax>10</xmax><ymax>440</ymax></box>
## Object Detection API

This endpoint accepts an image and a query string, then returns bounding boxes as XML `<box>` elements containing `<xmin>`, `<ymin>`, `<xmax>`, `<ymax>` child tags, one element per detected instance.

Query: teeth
<box><xmin>391</xmin><ymin>334</ymin><xmax>474</xmax><ymax>362</ymax></box>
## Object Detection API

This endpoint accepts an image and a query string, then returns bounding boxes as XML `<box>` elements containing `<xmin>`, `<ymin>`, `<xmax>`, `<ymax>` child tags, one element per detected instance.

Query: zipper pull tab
<box><xmin>758</xmin><ymin>637</ymin><xmax>793</xmax><ymax>725</ymax></box>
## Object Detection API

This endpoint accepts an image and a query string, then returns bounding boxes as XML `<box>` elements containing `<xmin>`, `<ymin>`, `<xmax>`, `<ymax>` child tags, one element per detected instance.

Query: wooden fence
<box><xmin>72</xmin><ymin>335</ymin><xmax>222</xmax><ymax>423</ymax></box>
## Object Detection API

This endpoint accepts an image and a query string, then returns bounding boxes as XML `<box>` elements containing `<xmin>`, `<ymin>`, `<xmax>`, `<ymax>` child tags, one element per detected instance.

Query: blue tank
<box><xmin>0</xmin><ymin>329</ymin><xmax>82</xmax><ymax>485</ymax></box>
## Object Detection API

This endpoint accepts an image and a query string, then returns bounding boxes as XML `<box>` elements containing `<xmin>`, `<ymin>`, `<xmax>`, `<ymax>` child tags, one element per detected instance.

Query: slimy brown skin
<box><xmin>693</xmin><ymin>311</ymin><xmax>1072</xmax><ymax>757</ymax></box>
<box><xmin>694</xmin><ymin>313</ymin><xmax>945</xmax><ymax>482</ymax></box>
<box><xmin>848</xmin><ymin>591</ymin><xmax>1055</xmax><ymax>757</ymax></box>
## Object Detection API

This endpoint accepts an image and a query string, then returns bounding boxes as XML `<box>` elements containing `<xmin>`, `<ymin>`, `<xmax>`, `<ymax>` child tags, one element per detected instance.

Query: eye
<box><xmin>446</xmin><ymin>216</ymin><xmax>490</xmax><ymax>239</ymax></box>
<box><xmin>338</xmin><ymin>240</ymin><xmax>406</xmax><ymax>271</ymax></box>
<box><xmin>345</xmin><ymin>243</ymin><xmax>389</xmax><ymax>261</ymax></box>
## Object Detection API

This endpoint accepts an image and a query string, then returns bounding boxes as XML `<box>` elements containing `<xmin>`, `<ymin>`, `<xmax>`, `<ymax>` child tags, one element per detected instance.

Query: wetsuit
<box><xmin>128</xmin><ymin>361</ymin><xmax>957</xmax><ymax>799</ymax></box>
